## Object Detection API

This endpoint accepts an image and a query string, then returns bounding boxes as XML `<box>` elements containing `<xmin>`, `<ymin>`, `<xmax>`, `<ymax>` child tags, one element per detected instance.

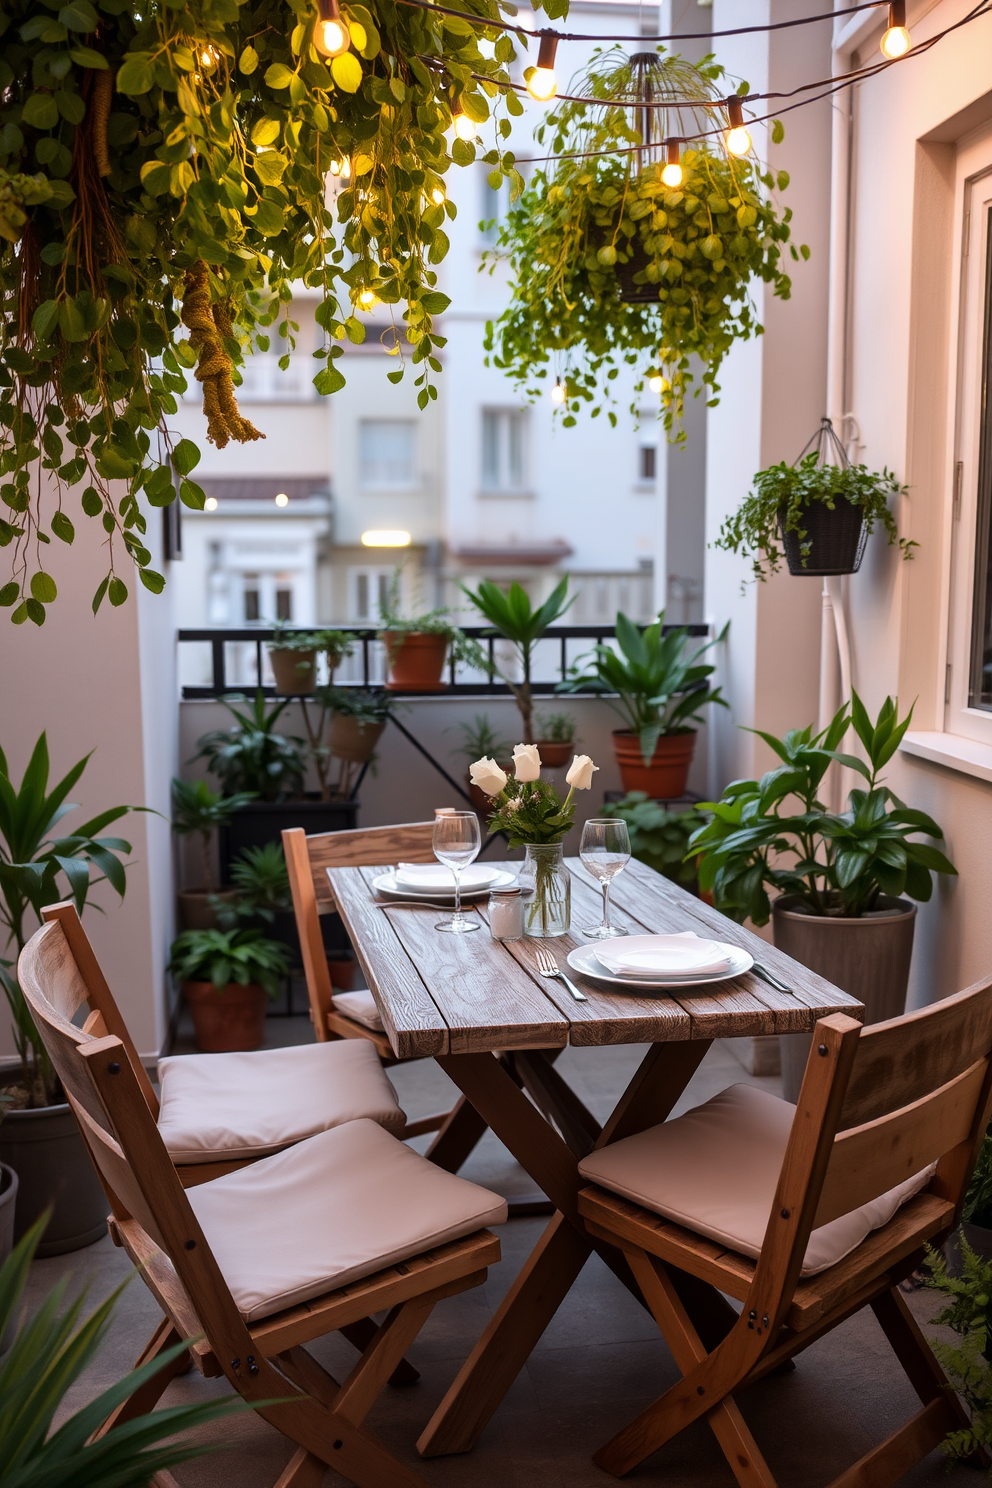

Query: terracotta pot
<box><xmin>535</xmin><ymin>740</ymin><xmax>574</xmax><ymax>769</ymax></box>
<box><xmin>184</xmin><ymin>980</ymin><xmax>269</xmax><ymax>1052</ymax></box>
<box><xmin>177</xmin><ymin>888</ymin><xmax>238</xmax><ymax>931</ymax></box>
<box><xmin>382</xmin><ymin>631</ymin><xmax>449</xmax><ymax>692</ymax></box>
<box><xmin>328</xmin><ymin>714</ymin><xmax>386</xmax><ymax>764</ymax></box>
<box><xmin>773</xmin><ymin>894</ymin><xmax>916</xmax><ymax>1102</ymax></box>
<box><xmin>327</xmin><ymin>952</ymin><xmax>357</xmax><ymax>990</ymax></box>
<box><xmin>0</xmin><ymin>1097</ymin><xmax>107</xmax><ymax>1255</ymax></box>
<box><xmin>612</xmin><ymin>729</ymin><xmax>696</xmax><ymax>798</ymax></box>
<box><xmin>270</xmin><ymin>647</ymin><xmax>317</xmax><ymax>695</ymax></box>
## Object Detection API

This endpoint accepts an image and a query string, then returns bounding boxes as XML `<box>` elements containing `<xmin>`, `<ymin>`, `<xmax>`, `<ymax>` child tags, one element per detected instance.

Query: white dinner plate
<box><xmin>371</xmin><ymin>870</ymin><xmax>517</xmax><ymax>901</ymax></box>
<box><xmin>394</xmin><ymin>863</ymin><xmax>501</xmax><ymax>891</ymax></box>
<box><xmin>593</xmin><ymin>932</ymin><xmax>734</xmax><ymax>980</ymax></box>
<box><xmin>566</xmin><ymin>941</ymin><xmax>753</xmax><ymax>992</ymax></box>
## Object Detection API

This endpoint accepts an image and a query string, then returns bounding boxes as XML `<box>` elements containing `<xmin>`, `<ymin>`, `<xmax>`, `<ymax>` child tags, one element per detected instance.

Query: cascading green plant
<box><xmin>0</xmin><ymin>0</ymin><xmax>558</xmax><ymax>622</ymax></box>
<box><xmin>484</xmin><ymin>47</ymin><xmax>802</xmax><ymax>439</ymax></box>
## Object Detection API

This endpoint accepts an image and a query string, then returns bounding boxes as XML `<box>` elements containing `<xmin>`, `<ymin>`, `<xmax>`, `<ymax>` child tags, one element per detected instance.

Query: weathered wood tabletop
<box><xmin>327</xmin><ymin>855</ymin><xmax>863</xmax><ymax>1059</ymax></box>
<box><xmin>326</xmin><ymin>854</ymin><xmax>863</xmax><ymax>1461</ymax></box>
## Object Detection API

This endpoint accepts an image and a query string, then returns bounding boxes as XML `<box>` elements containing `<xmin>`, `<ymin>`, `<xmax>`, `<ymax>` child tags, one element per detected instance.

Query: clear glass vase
<box><xmin>520</xmin><ymin>843</ymin><xmax>571</xmax><ymax>938</ymax></box>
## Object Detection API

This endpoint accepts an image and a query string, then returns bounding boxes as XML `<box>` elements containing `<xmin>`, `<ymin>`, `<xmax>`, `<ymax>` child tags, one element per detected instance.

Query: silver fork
<box><xmin>534</xmin><ymin>946</ymin><xmax>588</xmax><ymax>1003</ymax></box>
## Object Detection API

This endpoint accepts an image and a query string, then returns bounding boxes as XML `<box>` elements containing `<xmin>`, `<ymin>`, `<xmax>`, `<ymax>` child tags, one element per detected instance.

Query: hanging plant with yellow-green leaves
<box><xmin>0</xmin><ymin>0</ymin><xmax>555</xmax><ymax>624</ymax></box>
<box><xmin>484</xmin><ymin>48</ymin><xmax>804</xmax><ymax>439</ymax></box>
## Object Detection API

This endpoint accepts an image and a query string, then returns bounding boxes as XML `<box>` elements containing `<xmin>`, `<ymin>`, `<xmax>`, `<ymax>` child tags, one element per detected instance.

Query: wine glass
<box><xmin>433</xmin><ymin>811</ymin><xmax>482</xmax><ymax>934</ymax></box>
<box><xmin>580</xmin><ymin>818</ymin><xmax>631</xmax><ymax>939</ymax></box>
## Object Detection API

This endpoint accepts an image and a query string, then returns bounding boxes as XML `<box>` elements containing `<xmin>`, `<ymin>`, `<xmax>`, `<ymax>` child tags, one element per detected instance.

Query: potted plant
<box><xmin>171</xmin><ymin>778</ymin><xmax>256</xmax><ymax>929</ymax></box>
<box><xmin>484</xmin><ymin>49</ymin><xmax>797</xmax><ymax>441</ymax></box>
<box><xmin>0</xmin><ymin>1092</ymin><xmax>16</xmax><ymax>1352</ymax></box>
<box><xmin>168</xmin><ymin>927</ymin><xmax>290</xmax><ymax>1053</ymax></box>
<box><xmin>561</xmin><ymin>611</ymin><xmax>726</xmax><ymax>798</ymax></box>
<box><xmin>0</xmin><ymin>735</ymin><xmax>133</xmax><ymax>1253</ymax></box>
<box><xmin>451</xmin><ymin>714</ymin><xmax>514</xmax><ymax>813</ymax></box>
<box><xmin>925</xmin><ymin>1241</ymin><xmax>992</xmax><ymax>1463</ymax></box>
<box><xmin>268</xmin><ymin>622</ymin><xmax>354</xmax><ymax>696</ymax></box>
<box><xmin>533</xmin><ymin>711</ymin><xmax>577</xmax><ymax>769</ymax></box>
<box><xmin>193</xmin><ymin>690</ymin><xmax>358</xmax><ymax>872</ymax></box>
<box><xmin>1</xmin><ymin>1218</ymin><xmax>245</xmax><ymax>1463</ymax></box>
<box><xmin>689</xmin><ymin>693</ymin><xmax>957</xmax><ymax>1100</ymax></box>
<box><xmin>317</xmin><ymin>687</ymin><xmax>396</xmax><ymax>796</ymax></box>
<box><xmin>378</xmin><ymin>573</ymin><xmax>485</xmax><ymax>692</ymax></box>
<box><xmin>600</xmin><ymin>791</ymin><xmax>707</xmax><ymax>892</ymax></box>
<box><xmin>715</xmin><ymin>418</ymin><xmax>915</xmax><ymax>578</ymax></box>
<box><xmin>474</xmin><ymin>747</ymin><xmax>600</xmax><ymax>936</ymax></box>
<box><xmin>462</xmin><ymin>577</ymin><xmax>575</xmax><ymax>741</ymax></box>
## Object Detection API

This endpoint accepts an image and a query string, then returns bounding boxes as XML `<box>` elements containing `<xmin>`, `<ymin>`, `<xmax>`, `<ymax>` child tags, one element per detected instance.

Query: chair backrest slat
<box><xmin>814</xmin><ymin>1056</ymin><xmax>990</xmax><ymax>1227</ymax></box>
<box><xmin>283</xmin><ymin>820</ymin><xmax>438</xmax><ymax>1037</ymax></box>
<box><xmin>838</xmin><ymin>976</ymin><xmax>992</xmax><ymax>1130</ymax></box>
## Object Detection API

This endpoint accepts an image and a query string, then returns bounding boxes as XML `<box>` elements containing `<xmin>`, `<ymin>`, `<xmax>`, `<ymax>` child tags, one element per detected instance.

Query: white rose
<box><xmin>469</xmin><ymin>756</ymin><xmax>508</xmax><ymax>797</ymax></box>
<box><xmin>512</xmin><ymin>743</ymin><xmax>542</xmax><ymax>782</ymax></box>
<box><xmin>566</xmin><ymin>754</ymin><xmax>599</xmax><ymax>790</ymax></box>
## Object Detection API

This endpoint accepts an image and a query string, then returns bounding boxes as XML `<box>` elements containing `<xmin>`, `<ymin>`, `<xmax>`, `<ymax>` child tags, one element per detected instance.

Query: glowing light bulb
<box><xmin>314</xmin><ymin>0</ymin><xmax>350</xmax><ymax>58</ymax></box>
<box><xmin>724</xmin><ymin>97</ymin><xmax>751</xmax><ymax>158</ymax></box>
<box><xmin>649</xmin><ymin>375</ymin><xmax>663</xmax><ymax>393</ymax></box>
<box><xmin>526</xmin><ymin>32</ymin><xmax>559</xmax><ymax>102</ymax></box>
<box><xmin>453</xmin><ymin>108</ymin><xmax>477</xmax><ymax>142</ymax></box>
<box><xmin>274</xmin><ymin>492</ymin><xmax>289</xmax><ymax>507</ymax></box>
<box><xmin>204</xmin><ymin>496</ymin><xmax>219</xmax><ymax>511</ymax></box>
<box><xmin>661</xmin><ymin>140</ymin><xmax>683</xmax><ymax>189</ymax></box>
<box><xmin>328</xmin><ymin>157</ymin><xmax>351</xmax><ymax>179</ymax></box>
<box><xmin>551</xmin><ymin>378</ymin><xmax>566</xmax><ymax>404</ymax></box>
<box><xmin>357</xmin><ymin>288</ymin><xmax>378</xmax><ymax>310</ymax></box>
<box><xmin>431</xmin><ymin>187</ymin><xmax>446</xmax><ymax>205</ymax></box>
<box><xmin>199</xmin><ymin>44</ymin><xmax>221</xmax><ymax>73</ymax></box>
<box><xmin>880</xmin><ymin>0</ymin><xmax>911</xmax><ymax>57</ymax></box>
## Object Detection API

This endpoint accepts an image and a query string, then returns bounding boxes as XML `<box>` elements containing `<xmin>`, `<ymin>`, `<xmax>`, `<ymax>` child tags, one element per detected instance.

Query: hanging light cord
<box><xmin>394</xmin><ymin>0</ymin><xmax>888</xmax><ymax>45</ymax></box>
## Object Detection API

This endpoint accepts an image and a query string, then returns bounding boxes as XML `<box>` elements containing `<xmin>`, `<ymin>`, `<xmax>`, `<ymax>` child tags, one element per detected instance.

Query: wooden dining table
<box><xmin>326</xmin><ymin>855</ymin><xmax>863</xmax><ymax>1461</ymax></box>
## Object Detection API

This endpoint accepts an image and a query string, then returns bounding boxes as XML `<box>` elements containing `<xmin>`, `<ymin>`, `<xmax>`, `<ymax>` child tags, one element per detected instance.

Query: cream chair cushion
<box><xmin>157</xmin><ymin>1039</ymin><xmax>404</xmax><ymax>1162</ymax></box>
<box><xmin>332</xmin><ymin>988</ymin><xmax>384</xmax><ymax>1032</ymax></box>
<box><xmin>578</xmin><ymin>1083</ymin><xmax>933</xmax><ymax>1278</ymax></box>
<box><xmin>188</xmin><ymin>1117</ymin><xmax>507</xmax><ymax>1321</ymax></box>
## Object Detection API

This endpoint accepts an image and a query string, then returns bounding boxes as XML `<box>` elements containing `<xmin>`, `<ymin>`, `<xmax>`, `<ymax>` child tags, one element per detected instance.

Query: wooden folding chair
<box><xmin>283</xmin><ymin>821</ymin><xmax>489</xmax><ymax>1171</ymax></box>
<box><xmin>577</xmin><ymin>977</ymin><xmax>992</xmax><ymax>1485</ymax></box>
<box><xmin>19</xmin><ymin>916</ymin><xmax>506</xmax><ymax>1488</ymax></box>
<box><xmin>38</xmin><ymin>900</ymin><xmax>408</xmax><ymax>1189</ymax></box>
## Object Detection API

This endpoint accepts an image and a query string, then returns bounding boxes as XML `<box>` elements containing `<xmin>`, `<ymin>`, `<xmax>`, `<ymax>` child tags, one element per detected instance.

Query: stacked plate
<box><xmin>372</xmin><ymin>863</ymin><xmax>517</xmax><ymax>901</ymax></box>
<box><xmin>566</xmin><ymin>931</ymin><xmax>752</xmax><ymax>993</ymax></box>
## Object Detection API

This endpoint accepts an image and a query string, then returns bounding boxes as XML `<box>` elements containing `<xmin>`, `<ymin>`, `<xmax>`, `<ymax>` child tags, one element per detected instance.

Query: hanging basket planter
<box><xmin>485</xmin><ymin>48</ymin><xmax>799</xmax><ymax>439</ymax></box>
<box><xmin>715</xmin><ymin>417</ymin><xmax>916</xmax><ymax>580</ymax></box>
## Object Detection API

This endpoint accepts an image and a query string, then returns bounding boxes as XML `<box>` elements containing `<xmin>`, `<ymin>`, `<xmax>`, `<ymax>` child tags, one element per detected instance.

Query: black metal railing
<box><xmin>177</xmin><ymin>623</ymin><xmax>710</xmax><ymax>699</ymax></box>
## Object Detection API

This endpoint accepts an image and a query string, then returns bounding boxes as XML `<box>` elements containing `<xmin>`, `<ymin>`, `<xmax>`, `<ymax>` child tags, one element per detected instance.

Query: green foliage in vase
<box><xmin>0</xmin><ymin>0</ymin><xmax>557</xmax><ymax>622</ymax></box>
<box><xmin>714</xmin><ymin>451</ymin><xmax>914</xmax><ymax>580</ymax></box>
<box><xmin>484</xmin><ymin>48</ymin><xmax>800</xmax><ymax>439</ymax></box>
<box><xmin>689</xmin><ymin>693</ymin><xmax>957</xmax><ymax>925</ymax></box>
<box><xmin>600</xmin><ymin>791</ymin><xmax>706</xmax><ymax>888</ymax></box>
<box><xmin>0</xmin><ymin>735</ymin><xmax>134</xmax><ymax>1106</ymax></box>
<box><xmin>0</xmin><ymin>1218</ymin><xmax>247</xmax><ymax>1488</ymax></box>
<box><xmin>168</xmin><ymin>925</ymin><xmax>290</xmax><ymax>996</ymax></box>
<box><xmin>194</xmin><ymin>691</ymin><xmax>306</xmax><ymax>800</ymax></box>
<box><xmin>486</xmin><ymin>776</ymin><xmax>576</xmax><ymax>848</ymax></box>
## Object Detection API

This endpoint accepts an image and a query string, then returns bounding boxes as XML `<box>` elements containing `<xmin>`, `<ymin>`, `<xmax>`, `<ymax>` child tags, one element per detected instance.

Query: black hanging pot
<box><xmin>616</xmin><ymin>238</ymin><xmax>661</xmax><ymax>304</ymax></box>
<box><xmin>778</xmin><ymin>497</ymin><xmax>867</xmax><ymax>577</ymax></box>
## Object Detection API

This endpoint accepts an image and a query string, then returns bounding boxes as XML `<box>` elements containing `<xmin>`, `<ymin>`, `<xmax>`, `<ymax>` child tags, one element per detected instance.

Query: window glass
<box><xmin>970</xmin><ymin>206</ymin><xmax>992</xmax><ymax>710</ymax></box>
<box><xmin>359</xmin><ymin>420</ymin><xmax>417</xmax><ymax>488</ymax></box>
<box><xmin>481</xmin><ymin>409</ymin><xmax>528</xmax><ymax>491</ymax></box>
<box><xmin>639</xmin><ymin>445</ymin><xmax>657</xmax><ymax>482</ymax></box>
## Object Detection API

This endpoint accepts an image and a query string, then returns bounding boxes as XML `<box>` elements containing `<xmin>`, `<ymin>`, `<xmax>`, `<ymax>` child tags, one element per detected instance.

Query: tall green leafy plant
<box><xmin>194</xmin><ymin>691</ymin><xmax>306</xmax><ymax>801</ymax></box>
<box><xmin>0</xmin><ymin>1217</ymin><xmax>246</xmax><ymax>1487</ymax></box>
<box><xmin>0</xmin><ymin>0</ymin><xmax>561</xmax><ymax>622</ymax></box>
<box><xmin>0</xmin><ymin>735</ymin><xmax>133</xmax><ymax>1106</ymax></box>
<box><xmin>689</xmin><ymin>693</ymin><xmax>957</xmax><ymax>924</ymax></box>
<box><xmin>170</xmin><ymin>777</ymin><xmax>255</xmax><ymax>891</ymax></box>
<box><xmin>560</xmin><ymin>612</ymin><xmax>726</xmax><ymax>765</ymax></box>
<box><xmin>461</xmin><ymin>577</ymin><xmax>574</xmax><ymax>742</ymax></box>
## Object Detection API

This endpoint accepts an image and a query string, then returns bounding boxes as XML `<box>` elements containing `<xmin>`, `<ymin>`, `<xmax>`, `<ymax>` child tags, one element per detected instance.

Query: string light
<box><xmin>314</xmin><ymin>0</ymin><xmax>350</xmax><ymax>59</ymax></box>
<box><xmin>661</xmin><ymin>141</ymin><xmax>684</xmax><ymax>189</ymax></box>
<box><xmin>274</xmin><ymin>492</ymin><xmax>290</xmax><ymax>507</ymax></box>
<box><xmin>880</xmin><ymin>0</ymin><xmax>911</xmax><ymax>57</ymax></box>
<box><xmin>725</xmin><ymin>96</ymin><xmax>752</xmax><ymax>157</ymax></box>
<box><xmin>357</xmin><ymin>288</ymin><xmax>379</xmax><ymax>310</ymax></box>
<box><xmin>430</xmin><ymin>186</ymin><xmax>446</xmax><ymax>205</ymax></box>
<box><xmin>551</xmin><ymin>377</ymin><xmax>566</xmax><ymax>404</ymax></box>
<box><xmin>648</xmin><ymin>374</ymin><xmax>663</xmax><ymax>393</ymax></box>
<box><xmin>526</xmin><ymin>31</ymin><xmax>559</xmax><ymax>102</ymax></box>
<box><xmin>198</xmin><ymin>44</ymin><xmax>221</xmax><ymax>73</ymax></box>
<box><xmin>452</xmin><ymin>102</ymin><xmax>477</xmax><ymax>141</ymax></box>
<box><xmin>328</xmin><ymin>157</ymin><xmax>351</xmax><ymax>179</ymax></box>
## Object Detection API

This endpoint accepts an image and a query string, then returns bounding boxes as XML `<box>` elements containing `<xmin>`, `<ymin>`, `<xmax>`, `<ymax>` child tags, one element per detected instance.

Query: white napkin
<box><xmin>394</xmin><ymin>863</ymin><xmax>497</xmax><ymax>890</ymax></box>
<box><xmin>595</xmin><ymin>932</ymin><xmax>734</xmax><ymax>979</ymax></box>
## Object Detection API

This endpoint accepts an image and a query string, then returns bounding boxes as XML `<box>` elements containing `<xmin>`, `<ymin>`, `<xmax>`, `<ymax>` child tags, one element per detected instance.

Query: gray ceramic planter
<box><xmin>0</xmin><ymin>1099</ymin><xmax>107</xmax><ymax>1256</ymax></box>
<box><xmin>773</xmin><ymin>894</ymin><xmax>916</xmax><ymax>1103</ymax></box>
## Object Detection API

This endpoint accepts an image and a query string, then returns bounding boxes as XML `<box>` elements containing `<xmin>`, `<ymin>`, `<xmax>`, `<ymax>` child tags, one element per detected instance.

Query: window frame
<box><xmin>358</xmin><ymin>418</ymin><xmax>418</xmax><ymax>491</ymax></box>
<box><xmin>479</xmin><ymin>406</ymin><xmax>529</xmax><ymax>495</ymax></box>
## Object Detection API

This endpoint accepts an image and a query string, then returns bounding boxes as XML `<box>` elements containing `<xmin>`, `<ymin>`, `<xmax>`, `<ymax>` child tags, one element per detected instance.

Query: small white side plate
<box><xmin>566</xmin><ymin>942</ymin><xmax>753</xmax><ymax>992</ymax></box>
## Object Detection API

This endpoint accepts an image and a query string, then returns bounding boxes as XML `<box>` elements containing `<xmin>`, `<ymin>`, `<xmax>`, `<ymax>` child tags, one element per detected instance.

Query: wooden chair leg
<box><xmin>339</xmin><ymin>1316</ymin><xmax>420</xmax><ymax>1386</ymax></box>
<box><xmin>424</xmin><ymin>1094</ymin><xmax>488</xmax><ymax>1173</ymax></box>
<box><xmin>96</xmin><ymin>1319</ymin><xmax>191</xmax><ymax>1438</ymax></box>
<box><xmin>334</xmin><ymin>1298</ymin><xmax>435</xmax><ymax>1428</ymax></box>
<box><xmin>273</xmin><ymin>1448</ymin><xmax>327</xmax><ymax>1488</ymax></box>
<box><xmin>594</xmin><ymin>1249</ymin><xmax>777</xmax><ymax>1487</ymax></box>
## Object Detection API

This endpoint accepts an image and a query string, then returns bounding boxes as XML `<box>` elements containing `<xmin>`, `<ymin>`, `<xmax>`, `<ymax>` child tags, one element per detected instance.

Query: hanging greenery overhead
<box><xmin>484</xmin><ymin>48</ymin><xmax>803</xmax><ymax>440</ymax></box>
<box><xmin>0</xmin><ymin>0</ymin><xmax>551</xmax><ymax>624</ymax></box>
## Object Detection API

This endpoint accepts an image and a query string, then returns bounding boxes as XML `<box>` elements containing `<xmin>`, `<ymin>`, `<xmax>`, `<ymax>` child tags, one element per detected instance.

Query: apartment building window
<box><xmin>639</xmin><ymin>444</ymin><xmax>657</xmax><ymax>482</ymax></box>
<box><xmin>479</xmin><ymin>169</ymin><xmax>513</xmax><ymax>243</ymax></box>
<box><xmin>243</xmin><ymin>576</ymin><xmax>260</xmax><ymax>622</ymax></box>
<box><xmin>351</xmin><ymin>568</ymin><xmax>392</xmax><ymax>621</ymax></box>
<box><xmin>359</xmin><ymin>420</ymin><xmax>417</xmax><ymax>489</ymax></box>
<box><xmin>481</xmin><ymin>409</ymin><xmax>527</xmax><ymax>492</ymax></box>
